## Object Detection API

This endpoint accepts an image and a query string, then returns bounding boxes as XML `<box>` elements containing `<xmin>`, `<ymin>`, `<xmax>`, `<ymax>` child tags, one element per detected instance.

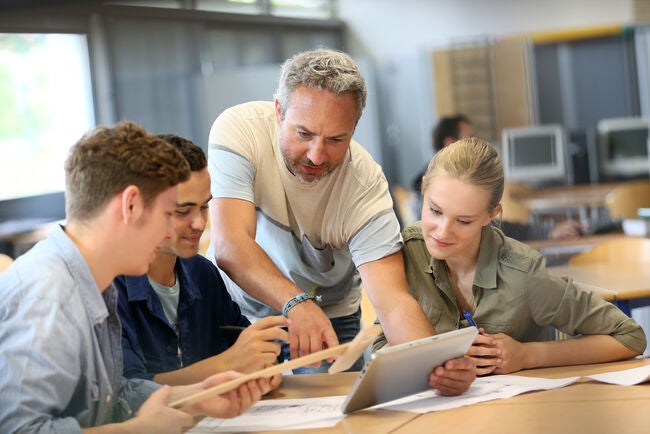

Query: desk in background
<box><xmin>548</xmin><ymin>261</ymin><xmax>650</xmax><ymax>316</ymax></box>
<box><xmin>228</xmin><ymin>358</ymin><xmax>650</xmax><ymax>434</ymax></box>
<box><xmin>525</xmin><ymin>233</ymin><xmax>627</xmax><ymax>266</ymax></box>
<box><xmin>514</xmin><ymin>181</ymin><xmax>650</xmax><ymax>233</ymax></box>
<box><xmin>514</xmin><ymin>182</ymin><xmax>620</xmax><ymax>210</ymax></box>
<box><xmin>513</xmin><ymin>182</ymin><xmax>621</xmax><ymax>228</ymax></box>
<box><xmin>0</xmin><ymin>219</ymin><xmax>58</xmax><ymax>258</ymax></box>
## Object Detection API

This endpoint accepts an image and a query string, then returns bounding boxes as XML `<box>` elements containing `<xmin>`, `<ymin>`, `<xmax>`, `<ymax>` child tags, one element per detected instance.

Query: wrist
<box><xmin>205</xmin><ymin>350</ymin><xmax>233</xmax><ymax>374</ymax></box>
<box><xmin>522</xmin><ymin>342</ymin><xmax>539</xmax><ymax>369</ymax></box>
<box><xmin>122</xmin><ymin>417</ymin><xmax>145</xmax><ymax>434</ymax></box>
<box><xmin>282</xmin><ymin>293</ymin><xmax>314</xmax><ymax>317</ymax></box>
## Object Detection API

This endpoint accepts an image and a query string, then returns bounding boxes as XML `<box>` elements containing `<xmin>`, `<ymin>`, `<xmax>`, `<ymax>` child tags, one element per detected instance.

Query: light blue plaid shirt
<box><xmin>0</xmin><ymin>225</ymin><xmax>159</xmax><ymax>433</ymax></box>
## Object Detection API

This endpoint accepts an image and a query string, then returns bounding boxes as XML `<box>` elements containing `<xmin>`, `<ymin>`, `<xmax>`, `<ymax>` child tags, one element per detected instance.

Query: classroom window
<box><xmin>0</xmin><ymin>33</ymin><xmax>95</xmax><ymax>201</ymax></box>
<box><xmin>112</xmin><ymin>0</ymin><xmax>335</xmax><ymax>18</ymax></box>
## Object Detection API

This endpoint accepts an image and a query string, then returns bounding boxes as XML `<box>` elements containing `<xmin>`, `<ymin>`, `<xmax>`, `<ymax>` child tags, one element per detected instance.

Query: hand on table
<box><xmin>549</xmin><ymin>220</ymin><xmax>584</xmax><ymax>240</ymax></box>
<box><xmin>466</xmin><ymin>330</ymin><xmax>526</xmax><ymax>375</ymax></box>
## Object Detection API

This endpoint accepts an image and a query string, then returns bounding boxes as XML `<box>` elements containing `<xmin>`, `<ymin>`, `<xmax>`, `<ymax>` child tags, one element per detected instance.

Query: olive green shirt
<box><xmin>373</xmin><ymin>222</ymin><xmax>646</xmax><ymax>354</ymax></box>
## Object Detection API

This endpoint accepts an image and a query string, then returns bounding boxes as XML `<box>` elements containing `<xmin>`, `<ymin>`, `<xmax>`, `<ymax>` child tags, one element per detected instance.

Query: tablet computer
<box><xmin>341</xmin><ymin>326</ymin><xmax>478</xmax><ymax>413</ymax></box>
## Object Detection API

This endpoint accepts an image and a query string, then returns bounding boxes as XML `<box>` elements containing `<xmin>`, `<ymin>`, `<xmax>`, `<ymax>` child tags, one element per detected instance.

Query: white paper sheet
<box><xmin>376</xmin><ymin>375</ymin><xmax>580</xmax><ymax>414</ymax></box>
<box><xmin>585</xmin><ymin>364</ymin><xmax>650</xmax><ymax>386</ymax></box>
<box><xmin>187</xmin><ymin>396</ymin><xmax>347</xmax><ymax>433</ymax></box>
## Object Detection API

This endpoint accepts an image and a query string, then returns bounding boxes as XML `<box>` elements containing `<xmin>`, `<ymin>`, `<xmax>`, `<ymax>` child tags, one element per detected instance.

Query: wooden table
<box><xmin>394</xmin><ymin>358</ymin><xmax>650</xmax><ymax>434</ymax></box>
<box><xmin>525</xmin><ymin>233</ymin><xmax>627</xmax><ymax>266</ymax></box>
<box><xmin>244</xmin><ymin>372</ymin><xmax>418</xmax><ymax>434</ymax></box>
<box><xmin>548</xmin><ymin>261</ymin><xmax>650</xmax><ymax>315</ymax></box>
<box><xmin>513</xmin><ymin>183</ymin><xmax>623</xmax><ymax>227</ymax></box>
<box><xmin>525</xmin><ymin>233</ymin><xmax>627</xmax><ymax>252</ymax></box>
<box><xmin>212</xmin><ymin>359</ymin><xmax>650</xmax><ymax>434</ymax></box>
<box><xmin>0</xmin><ymin>219</ymin><xmax>58</xmax><ymax>257</ymax></box>
<box><xmin>527</xmin><ymin>231</ymin><xmax>650</xmax><ymax>314</ymax></box>
<box><xmin>514</xmin><ymin>183</ymin><xmax>620</xmax><ymax>210</ymax></box>
<box><xmin>549</xmin><ymin>262</ymin><xmax>650</xmax><ymax>301</ymax></box>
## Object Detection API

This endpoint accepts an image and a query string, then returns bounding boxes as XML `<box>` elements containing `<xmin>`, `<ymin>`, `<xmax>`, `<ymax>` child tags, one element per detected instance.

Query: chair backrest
<box><xmin>605</xmin><ymin>181</ymin><xmax>650</xmax><ymax>220</ymax></box>
<box><xmin>501</xmin><ymin>182</ymin><xmax>532</xmax><ymax>224</ymax></box>
<box><xmin>391</xmin><ymin>185</ymin><xmax>419</xmax><ymax>227</ymax></box>
<box><xmin>0</xmin><ymin>253</ymin><xmax>14</xmax><ymax>274</ymax></box>
<box><xmin>360</xmin><ymin>287</ymin><xmax>378</xmax><ymax>330</ymax></box>
<box><xmin>568</xmin><ymin>237</ymin><xmax>650</xmax><ymax>265</ymax></box>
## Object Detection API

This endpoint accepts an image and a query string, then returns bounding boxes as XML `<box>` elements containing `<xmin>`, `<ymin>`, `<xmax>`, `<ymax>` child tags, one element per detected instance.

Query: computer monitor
<box><xmin>597</xmin><ymin>117</ymin><xmax>650</xmax><ymax>179</ymax></box>
<box><xmin>501</xmin><ymin>124</ymin><xmax>568</xmax><ymax>185</ymax></box>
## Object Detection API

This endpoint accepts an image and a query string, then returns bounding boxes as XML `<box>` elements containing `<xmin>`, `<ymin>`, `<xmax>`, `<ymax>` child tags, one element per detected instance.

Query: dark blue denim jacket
<box><xmin>114</xmin><ymin>254</ymin><xmax>250</xmax><ymax>380</ymax></box>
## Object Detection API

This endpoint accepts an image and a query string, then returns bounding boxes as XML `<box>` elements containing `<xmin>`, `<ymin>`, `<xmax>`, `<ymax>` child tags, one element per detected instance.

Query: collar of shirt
<box><xmin>425</xmin><ymin>225</ymin><xmax>501</xmax><ymax>291</ymax></box>
<box><xmin>51</xmin><ymin>224</ymin><xmax>109</xmax><ymax>325</ymax></box>
<box><xmin>122</xmin><ymin>257</ymin><xmax>203</xmax><ymax>305</ymax></box>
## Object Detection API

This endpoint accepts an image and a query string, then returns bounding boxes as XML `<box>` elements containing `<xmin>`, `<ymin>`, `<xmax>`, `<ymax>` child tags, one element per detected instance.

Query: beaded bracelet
<box><xmin>282</xmin><ymin>293</ymin><xmax>314</xmax><ymax>317</ymax></box>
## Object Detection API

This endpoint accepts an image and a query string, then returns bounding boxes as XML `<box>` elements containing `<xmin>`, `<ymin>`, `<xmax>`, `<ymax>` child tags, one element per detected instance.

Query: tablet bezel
<box><xmin>341</xmin><ymin>326</ymin><xmax>478</xmax><ymax>413</ymax></box>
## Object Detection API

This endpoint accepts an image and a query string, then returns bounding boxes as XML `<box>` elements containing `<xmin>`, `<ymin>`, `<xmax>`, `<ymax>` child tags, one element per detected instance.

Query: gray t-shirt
<box><xmin>148</xmin><ymin>274</ymin><xmax>180</xmax><ymax>328</ymax></box>
<box><xmin>208</xmin><ymin>101</ymin><xmax>402</xmax><ymax>320</ymax></box>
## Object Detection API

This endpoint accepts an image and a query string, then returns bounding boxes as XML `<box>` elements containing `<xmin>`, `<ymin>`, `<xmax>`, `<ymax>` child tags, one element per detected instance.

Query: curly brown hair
<box><xmin>64</xmin><ymin>121</ymin><xmax>190</xmax><ymax>220</ymax></box>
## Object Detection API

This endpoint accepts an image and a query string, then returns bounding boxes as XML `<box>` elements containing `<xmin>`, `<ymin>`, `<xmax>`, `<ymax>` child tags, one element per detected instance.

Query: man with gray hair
<box><xmin>208</xmin><ymin>49</ymin><xmax>474</xmax><ymax>394</ymax></box>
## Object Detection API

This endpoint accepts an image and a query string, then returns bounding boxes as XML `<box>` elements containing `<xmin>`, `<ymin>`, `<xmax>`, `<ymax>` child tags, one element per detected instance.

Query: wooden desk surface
<box><xmin>525</xmin><ymin>233</ymin><xmax>627</xmax><ymax>251</ymax></box>
<box><xmin>513</xmin><ymin>183</ymin><xmax>622</xmax><ymax>212</ymax></box>
<box><xmin>395</xmin><ymin>389</ymin><xmax>649</xmax><ymax>434</ymax></box>
<box><xmin>394</xmin><ymin>358</ymin><xmax>650</xmax><ymax>434</ymax></box>
<box><xmin>549</xmin><ymin>261</ymin><xmax>650</xmax><ymax>300</ymax></box>
<box><xmin>221</xmin><ymin>359</ymin><xmax>650</xmax><ymax>434</ymax></box>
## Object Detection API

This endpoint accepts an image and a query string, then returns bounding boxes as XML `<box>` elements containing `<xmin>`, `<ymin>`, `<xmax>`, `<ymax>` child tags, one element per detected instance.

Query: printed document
<box><xmin>378</xmin><ymin>375</ymin><xmax>580</xmax><ymax>413</ymax></box>
<box><xmin>187</xmin><ymin>396</ymin><xmax>346</xmax><ymax>433</ymax></box>
<box><xmin>585</xmin><ymin>364</ymin><xmax>650</xmax><ymax>386</ymax></box>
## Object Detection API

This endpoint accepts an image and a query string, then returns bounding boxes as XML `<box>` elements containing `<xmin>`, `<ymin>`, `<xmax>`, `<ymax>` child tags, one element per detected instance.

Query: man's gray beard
<box><xmin>284</xmin><ymin>157</ymin><xmax>330</xmax><ymax>184</ymax></box>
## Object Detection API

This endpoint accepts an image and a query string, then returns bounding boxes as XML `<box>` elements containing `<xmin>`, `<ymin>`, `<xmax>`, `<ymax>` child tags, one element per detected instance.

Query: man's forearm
<box><xmin>358</xmin><ymin>252</ymin><xmax>435</xmax><ymax>346</ymax></box>
<box><xmin>215</xmin><ymin>237</ymin><xmax>301</xmax><ymax>312</ymax></box>
<box><xmin>380</xmin><ymin>295</ymin><xmax>435</xmax><ymax>345</ymax></box>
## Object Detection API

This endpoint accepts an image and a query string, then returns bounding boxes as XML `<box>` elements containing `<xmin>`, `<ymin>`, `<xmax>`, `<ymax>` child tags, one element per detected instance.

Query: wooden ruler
<box><xmin>169</xmin><ymin>324</ymin><xmax>382</xmax><ymax>409</ymax></box>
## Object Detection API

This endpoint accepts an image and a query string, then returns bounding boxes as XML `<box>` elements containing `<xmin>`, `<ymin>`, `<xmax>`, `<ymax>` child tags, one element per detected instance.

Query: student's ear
<box><xmin>274</xmin><ymin>99</ymin><xmax>283</xmax><ymax>126</ymax></box>
<box><xmin>443</xmin><ymin>136</ymin><xmax>456</xmax><ymax>147</ymax></box>
<box><xmin>120</xmin><ymin>185</ymin><xmax>144</xmax><ymax>224</ymax></box>
<box><xmin>484</xmin><ymin>204</ymin><xmax>503</xmax><ymax>226</ymax></box>
<box><xmin>488</xmin><ymin>204</ymin><xmax>502</xmax><ymax>223</ymax></box>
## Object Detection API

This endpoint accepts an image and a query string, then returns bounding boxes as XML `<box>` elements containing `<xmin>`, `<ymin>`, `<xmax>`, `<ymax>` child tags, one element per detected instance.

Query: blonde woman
<box><xmin>376</xmin><ymin>137</ymin><xmax>645</xmax><ymax>375</ymax></box>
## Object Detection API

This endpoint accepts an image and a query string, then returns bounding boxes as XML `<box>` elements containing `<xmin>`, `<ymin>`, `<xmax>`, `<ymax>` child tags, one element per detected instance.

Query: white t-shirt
<box><xmin>208</xmin><ymin>101</ymin><xmax>402</xmax><ymax>320</ymax></box>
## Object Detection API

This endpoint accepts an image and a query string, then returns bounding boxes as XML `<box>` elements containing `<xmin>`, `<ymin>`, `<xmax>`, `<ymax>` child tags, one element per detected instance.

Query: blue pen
<box><xmin>463</xmin><ymin>310</ymin><xmax>478</xmax><ymax>328</ymax></box>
